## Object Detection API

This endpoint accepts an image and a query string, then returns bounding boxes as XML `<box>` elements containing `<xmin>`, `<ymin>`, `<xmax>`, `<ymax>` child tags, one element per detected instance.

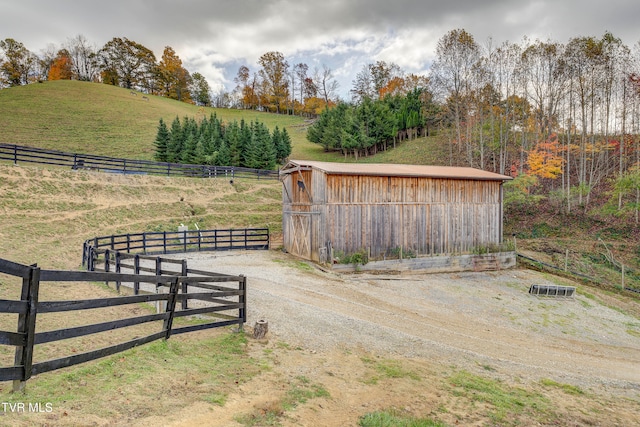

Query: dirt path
<box><xmin>127</xmin><ymin>250</ymin><xmax>640</xmax><ymax>426</ymax></box>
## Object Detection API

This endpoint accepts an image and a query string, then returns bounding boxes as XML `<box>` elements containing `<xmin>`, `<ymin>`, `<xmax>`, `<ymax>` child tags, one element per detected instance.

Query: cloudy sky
<box><xmin>2</xmin><ymin>0</ymin><xmax>639</xmax><ymax>98</ymax></box>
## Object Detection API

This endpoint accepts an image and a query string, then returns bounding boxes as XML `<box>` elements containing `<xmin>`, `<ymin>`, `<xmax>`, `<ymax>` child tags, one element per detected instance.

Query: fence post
<box><xmin>163</xmin><ymin>231</ymin><xmax>167</xmax><ymax>253</ymax></box>
<box><xmin>181</xmin><ymin>259</ymin><xmax>188</xmax><ymax>310</ymax></box>
<box><xmin>126</xmin><ymin>234</ymin><xmax>131</xmax><ymax>253</ymax></box>
<box><xmin>133</xmin><ymin>254</ymin><xmax>140</xmax><ymax>295</ymax></box>
<box><xmin>13</xmin><ymin>144</ymin><xmax>17</xmax><ymax>164</ymax></box>
<box><xmin>155</xmin><ymin>257</ymin><xmax>163</xmax><ymax>313</ymax></box>
<box><xmin>115</xmin><ymin>251</ymin><xmax>121</xmax><ymax>293</ymax></box>
<box><xmin>238</xmin><ymin>275</ymin><xmax>246</xmax><ymax>332</ymax></box>
<box><xmin>88</xmin><ymin>246</ymin><xmax>94</xmax><ymax>271</ymax></box>
<box><xmin>13</xmin><ymin>265</ymin><xmax>41</xmax><ymax>392</ymax></box>
<box><xmin>163</xmin><ymin>278</ymin><xmax>180</xmax><ymax>340</ymax></box>
<box><xmin>183</xmin><ymin>229</ymin><xmax>187</xmax><ymax>252</ymax></box>
<box><xmin>104</xmin><ymin>249</ymin><xmax>110</xmax><ymax>287</ymax></box>
<box><xmin>104</xmin><ymin>249</ymin><xmax>110</xmax><ymax>272</ymax></box>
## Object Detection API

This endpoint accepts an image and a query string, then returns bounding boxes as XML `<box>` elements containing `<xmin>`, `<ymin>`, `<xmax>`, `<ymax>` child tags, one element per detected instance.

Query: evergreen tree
<box><xmin>194</xmin><ymin>134</ymin><xmax>207</xmax><ymax>164</ymax></box>
<box><xmin>153</xmin><ymin>118</ymin><xmax>170</xmax><ymax>162</ymax></box>
<box><xmin>181</xmin><ymin>132</ymin><xmax>197</xmax><ymax>163</ymax></box>
<box><xmin>167</xmin><ymin>116</ymin><xmax>184</xmax><ymax>163</ymax></box>
<box><xmin>216</xmin><ymin>138</ymin><xmax>231</xmax><ymax>166</ymax></box>
<box><xmin>253</xmin><ymin>121</ymin><xmax>276</xmax><ymax>169</ymax></box>
<box><xmin>226</xmin><ymin>121</ymin><xmax>242</xmax><ymax>166</ymax></box>
<box><xmin>240</xmin><ymin>120</ymin><xmax>255</xmax><ymax>167</ymax></box>
<box><xmin>280</xmin><ymin>127</ymin><xmax>292</xmax><ymax>162</ymax></box>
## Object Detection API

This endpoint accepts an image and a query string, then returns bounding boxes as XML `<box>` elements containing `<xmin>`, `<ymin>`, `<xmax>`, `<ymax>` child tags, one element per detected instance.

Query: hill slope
<box><xmin>0</xmin><ymin>80</ymin><xmax>308</xmax><ymax>160</ymax></box>
<box><xmin>0</xmin><ymin>163</ymin><xmax>282</xmax><ymax>269</ymax></box>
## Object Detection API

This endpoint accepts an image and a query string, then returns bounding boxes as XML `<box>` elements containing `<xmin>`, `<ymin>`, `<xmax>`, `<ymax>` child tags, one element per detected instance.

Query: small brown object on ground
<box><xmin>253</xmin><ymin>319</ymin><xmax>268</xmax><ymax>339</ymax></box>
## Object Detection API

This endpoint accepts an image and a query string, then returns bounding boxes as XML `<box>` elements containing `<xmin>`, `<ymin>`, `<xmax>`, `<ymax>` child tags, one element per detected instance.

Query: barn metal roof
<box><xmin>281</xmin><ymin>160</ymin><xmax>512</xmax><ymax>181</ymax></box>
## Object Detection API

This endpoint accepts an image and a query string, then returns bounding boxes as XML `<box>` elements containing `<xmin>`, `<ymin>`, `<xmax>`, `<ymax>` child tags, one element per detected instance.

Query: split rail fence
<box><xmin>0</xmin><ymin>143</ymin><xmax>278</xmax><ymax>180</ymax></box>
<box><xmin>0</xmin><ymin>256</ymin><xmax>246</xmax><ymax>391</ymax></box>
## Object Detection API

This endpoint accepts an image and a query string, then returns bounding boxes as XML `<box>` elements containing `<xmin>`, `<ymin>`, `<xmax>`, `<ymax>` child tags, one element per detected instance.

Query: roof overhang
<box><xmin>280</xmin><ymin>160</ymin><xmax>513</xmax><ymax>181</ymax></box>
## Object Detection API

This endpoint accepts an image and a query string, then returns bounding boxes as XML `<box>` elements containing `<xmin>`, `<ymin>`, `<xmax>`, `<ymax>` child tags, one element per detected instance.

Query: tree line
<box><xmin>153</xmin><ymin>114</ymin><xmax>292</xmax><ymax>170</ymax></box>
<box><xmin>306</xmin><ymin>29</ymin><xmax>640</xmax><ymax>221</ymax></box>
<box><xmin>0</xmin><ymin>35</ymin><xmax>213</xmax><ymax>106</ymax></box>
<box><xmin>307</xmin><ymin>88</ymin><xmax>436</xmax><ymax>160</ymax></box>
<box><xmin>424</xmin><ymin>29</ymin><xmax>640</xmax><ymax>220</ymax></box>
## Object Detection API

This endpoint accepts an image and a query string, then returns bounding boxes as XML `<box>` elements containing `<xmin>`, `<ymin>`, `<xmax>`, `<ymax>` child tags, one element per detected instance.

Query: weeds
<box><xmin>235</xmin><ymin>376</ymin><xmax>329</xmax><ymax>426</ymax></box>
<box><xmin>359</xmin><ymin>409</ymin><xmax>448</xmax><ymax>427</ymax></box>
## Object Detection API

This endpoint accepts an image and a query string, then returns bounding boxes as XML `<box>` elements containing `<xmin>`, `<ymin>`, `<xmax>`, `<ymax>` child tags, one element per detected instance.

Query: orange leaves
<box><xmin>47</xmin><ymin>50</ymin><xmax>72</xmax><ymax>80</ymax></box>
<box><xmin>526</xmin><ymin>134</ymin><xmax>564</xmax><ymax>179</ymax></box>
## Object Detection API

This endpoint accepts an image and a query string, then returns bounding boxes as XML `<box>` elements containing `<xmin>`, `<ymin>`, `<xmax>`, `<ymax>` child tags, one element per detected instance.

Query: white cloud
<box><xmin>2</xmin><ymin>0</ymin><xmax>639</xmax><ymax>98</ymax></box>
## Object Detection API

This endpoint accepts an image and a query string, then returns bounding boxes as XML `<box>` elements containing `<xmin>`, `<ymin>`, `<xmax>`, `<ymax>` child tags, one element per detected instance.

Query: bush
<box><xmin>338</xmin><ymin>249</ymin><xmax>369</xmax><ymax>266</ymax></box>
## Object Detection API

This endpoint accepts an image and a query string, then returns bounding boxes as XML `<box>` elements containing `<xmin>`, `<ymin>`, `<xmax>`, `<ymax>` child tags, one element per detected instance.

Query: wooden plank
<box><xmin>13</xmin><ymin>266</ymin><xmax>40</xmax><ymax>389</ymax></box>
<box><xmin>34</xmin><ymin>313</ymin><xmax>167</xmax><ymax>344</ymax></box>
<box><xmin>163</xmin><ymin>278</ymin><xmax>180</xmax><ymax>339</ymax></box>
<box><xmin>0</xmin><ymin>299</ymin><xmax>27</xmax><ymax>314</ymax></box>
<box><xmin>186</xmin><ymin>268</ymin><xmax>237</xmax><ymax>278</ymax></box>
<box><xmin>40</xmin><ymin>270</ymin><xmax>173</xmax><ymax>284</ymax></box>
<box><xmin>38</xmin><ymin>293</ymin><xmax>169</xmax><ymax>313</ymax></box>
<box><xmin>176</xmin><ymin>290</ymin><xmax>242</xmax><ymax>300</ymax></box>
<box><xmin>180</xmin><ymin>275</ymin><xmax>243</xmax><ymax>284</ymax></box>
<box><xmin>31</xmin><ymin>331</ymin><xmax>166</xmax><ymax>376</ymax></box>
<box><xmin>0</xmin><ymin>330</ymin><xmax>26</xmax><ymax>346</ymax></box>
<box><xmin>0</xmin><ymin>258</ymin><xmax>31</xmax><ymax>277</ymax></box>
<box><xmin>171</xmin><ymin>319</ymin><xmax>241</xmax><ymax>335</ymax></box>
<box><xmin>0</xmin><ymin>366</ymin><xmax>23</xmax><ymax>382</ymax></box>
<box><xmin>173</xmin><ymin>304</ymin><xmax>243</xmax><ymax>318</ymax></box>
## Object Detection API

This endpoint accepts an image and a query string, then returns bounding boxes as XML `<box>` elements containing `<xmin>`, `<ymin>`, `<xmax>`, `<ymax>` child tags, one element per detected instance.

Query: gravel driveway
<box><xmin>170</xmin><ymin>250</ymin><xmax>640</xmax><ymax>395</ymax></box>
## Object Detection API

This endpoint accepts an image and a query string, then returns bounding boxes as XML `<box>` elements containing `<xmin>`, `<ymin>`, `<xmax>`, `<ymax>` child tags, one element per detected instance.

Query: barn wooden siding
<box><xmin>282</xmin><ymin>163</ymin><xmax>508</xmax><ymax>263</ymax></box>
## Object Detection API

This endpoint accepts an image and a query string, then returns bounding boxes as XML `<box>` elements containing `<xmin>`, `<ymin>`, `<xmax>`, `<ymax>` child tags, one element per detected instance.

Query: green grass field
<box><xmin>0</xmin><ymin>81</ymin><xmax>308</xmax><ymax>160</ymax></box>
<box><xmin>0</xmin><ymin>80</ymin><xmax>445</xmax><ymax>165</ymax></box>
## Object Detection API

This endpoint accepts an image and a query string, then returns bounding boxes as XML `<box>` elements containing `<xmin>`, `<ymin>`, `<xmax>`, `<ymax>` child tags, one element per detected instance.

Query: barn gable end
<box><xmin>280</xmin><ymin>160</ymin><xmax>512</xmax><ymax>264</ymax></box>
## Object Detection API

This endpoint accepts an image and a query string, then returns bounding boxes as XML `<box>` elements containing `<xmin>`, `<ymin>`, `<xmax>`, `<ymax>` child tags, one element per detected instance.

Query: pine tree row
<box><xmin>153</xmin><ymin>114</ymin><xmax>292</xmax><ymax>170</ymax></box>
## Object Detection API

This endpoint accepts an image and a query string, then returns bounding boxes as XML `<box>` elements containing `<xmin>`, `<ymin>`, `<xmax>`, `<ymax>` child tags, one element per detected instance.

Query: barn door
<box><xmin>289</xmin><ymin>213</ymin><xmax>311</xmax><ymax>259</ymax></box>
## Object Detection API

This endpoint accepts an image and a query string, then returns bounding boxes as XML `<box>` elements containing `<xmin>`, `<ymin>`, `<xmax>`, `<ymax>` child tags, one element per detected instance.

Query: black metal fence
<box><xmin>0</xmin><ymin>257</ymin><xmax>246</xmax><ymax>390</ymax></box>
<box><xmin>0</xmin><ymin>143</ymin><xmax>278</xmax><ymax>180</ymax></box>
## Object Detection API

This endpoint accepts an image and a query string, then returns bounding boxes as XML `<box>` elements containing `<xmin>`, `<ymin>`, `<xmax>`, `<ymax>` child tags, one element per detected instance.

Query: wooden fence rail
<box><xmin>0</xmin><ymin>143</ymin><xmax>278</xmax><ymax>180</ymax></box>
<box><xmin>0</xmin><ymin>257</ymin><xmax>246</xmax><ymax>391</ymax></box>
<box><xmin>82</xmin><ymin>227</ymin><xmax>270</xmax><ymax>268</ymax></box>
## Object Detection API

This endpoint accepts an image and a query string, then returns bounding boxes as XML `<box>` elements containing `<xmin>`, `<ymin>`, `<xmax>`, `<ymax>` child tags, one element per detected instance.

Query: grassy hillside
<box><xmin>0</xmin><ymin>80</ymin><xmax>308</xmax><ymax>160</ymax></box>
<box><xmin>0</xmin><ymin>80</ymin><xmax>449</xmax><ymax>165</ymax></box>
<box><xmin>0</xmin><ymin>164</ymin><xmax>281</xmax><ymax>269</ymax></box>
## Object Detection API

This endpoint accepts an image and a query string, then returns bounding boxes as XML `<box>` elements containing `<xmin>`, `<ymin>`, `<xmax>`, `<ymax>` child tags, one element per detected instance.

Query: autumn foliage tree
<box><xmin>258</xmin><ymin>51</ymin><xmax>289</xmax><ymax>113</ymax></box>
<box><xmin>47</xmin><ymin>49</ymin><xmax>73</xmax><ymax>80</ymax></box>
<box><xmin>526</xmin><ymin>134</ymin><xmax>564</xmax><ymax>180</ymax></box>
<box><xmin>0</xmin><ymin>38</ymin><xmax>37</xmax><ymax>87</ymax></box>
<box><xmin>97</xmin><ymin>37</ymin><xmax>157</xmax><ymax>91</ymax></box>
<box><xmin>157</xmin><ymin>46</ymin><xmax>191</xmax><ymax>102</ymax></box>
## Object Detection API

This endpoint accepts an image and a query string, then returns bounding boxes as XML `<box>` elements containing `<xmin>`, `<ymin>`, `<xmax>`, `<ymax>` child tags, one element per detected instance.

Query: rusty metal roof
<box><xmin>281</xmin><ymin>160</ymin><xmax>512</xmax><ymax>181</ymax></box>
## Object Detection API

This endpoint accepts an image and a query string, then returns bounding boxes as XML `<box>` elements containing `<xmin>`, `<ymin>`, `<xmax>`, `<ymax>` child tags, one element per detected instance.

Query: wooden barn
<box><xmin>280</xmin><ymin>160</ymin><xmax>512</xmax><ymax>263</ymax></box>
